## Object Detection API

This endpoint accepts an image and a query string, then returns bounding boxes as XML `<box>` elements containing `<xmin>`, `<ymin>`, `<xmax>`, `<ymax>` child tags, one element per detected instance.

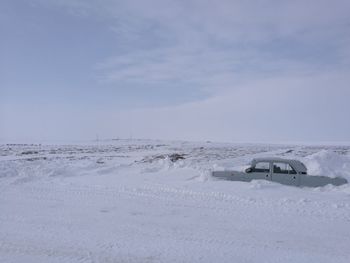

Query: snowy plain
<box><xmin>1</xmin><ymin>139</ymin><xmax>350</xmax><ymax>263</ymax></box>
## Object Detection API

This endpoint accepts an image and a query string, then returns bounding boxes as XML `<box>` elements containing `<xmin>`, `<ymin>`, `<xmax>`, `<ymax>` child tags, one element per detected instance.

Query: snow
<box><xmin>304</xmin><ymin>149</ymin><xmax>350</xmax><ymax>179</ymax></box>
<box><xmin>0</xmin><ymin>140</ymin><xmax>350</xmax><ymax>262</ymax></box>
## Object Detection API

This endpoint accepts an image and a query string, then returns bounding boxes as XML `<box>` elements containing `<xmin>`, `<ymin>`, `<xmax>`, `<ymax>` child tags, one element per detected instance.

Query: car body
<box><xmin>212</xmin><ymin>157</ymin><xmax>347</xmax><ymax>187</ymax></box>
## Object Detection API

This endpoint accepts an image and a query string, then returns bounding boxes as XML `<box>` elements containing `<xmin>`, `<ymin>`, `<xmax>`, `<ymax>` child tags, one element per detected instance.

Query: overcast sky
<box><xmin>1</xmin><ymin>0</ymin><xmax>350</xmax><ymax>143</ymax></box>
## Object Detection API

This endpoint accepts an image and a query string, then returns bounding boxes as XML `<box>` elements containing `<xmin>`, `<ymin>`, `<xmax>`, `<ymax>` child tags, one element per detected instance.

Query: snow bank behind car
<box><xmin>304</xmin><ymin>150</ymin><xmax>350</xmax><ymax>180</ymax></box>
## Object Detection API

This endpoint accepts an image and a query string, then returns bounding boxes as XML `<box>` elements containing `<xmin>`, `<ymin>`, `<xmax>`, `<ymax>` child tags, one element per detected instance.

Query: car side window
<box><xmin>286</xmin><ymin>164</ymin><xmax>297</xmax><ymax>174</ymax></box>
<box><xmin>252</xmin><ymin>162</ymin><xmax>270</xmax><ymax>173</ymax></box>
<box><xmin>273</xmin><ymin>163</ymin><xmax>296</xmax><ymax>174</ymax></box>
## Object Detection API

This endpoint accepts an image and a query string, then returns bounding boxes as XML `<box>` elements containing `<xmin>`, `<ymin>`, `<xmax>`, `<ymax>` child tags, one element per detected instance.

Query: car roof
<box><xmin>252</xmin><ymin>157</ymin><xmax>307</xmax><ymax>173</ymax></box>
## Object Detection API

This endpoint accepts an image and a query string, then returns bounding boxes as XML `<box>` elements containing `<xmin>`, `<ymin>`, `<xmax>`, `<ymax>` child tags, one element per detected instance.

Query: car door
<box><xmin>249</xmin><ymin>161</ymin><xmax>271</xmax><ymax>181</ymax></box>
<box><xmin>271</xmin><ymin>162</ymin><xmax>298</xmax><ymax>186</ymax></box>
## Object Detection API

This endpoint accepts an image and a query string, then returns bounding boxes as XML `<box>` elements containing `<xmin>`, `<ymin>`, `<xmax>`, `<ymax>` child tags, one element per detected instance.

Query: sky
<box><xmin>1</xmin><ymin>0</ymin><xmax>350</xmax><ymax>143</ymax></box>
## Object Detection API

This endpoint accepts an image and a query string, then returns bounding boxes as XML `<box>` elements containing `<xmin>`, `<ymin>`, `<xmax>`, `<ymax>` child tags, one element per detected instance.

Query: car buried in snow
<box><xmin>212</xmin><ymin>157</ymin><xmax>348</xmax><ymax>187</ymax></box>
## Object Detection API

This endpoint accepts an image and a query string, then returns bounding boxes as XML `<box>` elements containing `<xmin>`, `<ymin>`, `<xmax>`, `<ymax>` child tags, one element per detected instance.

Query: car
<box><xmin>212</xmin><ymin>157</ymin><xmax>348</xmax><ymax>187</ymax></box>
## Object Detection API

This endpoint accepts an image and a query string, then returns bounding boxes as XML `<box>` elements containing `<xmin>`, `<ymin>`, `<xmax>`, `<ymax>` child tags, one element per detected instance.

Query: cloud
<box><xmin>3</xmin><ymin>71</ymin><xmax>348</xmax><ymax>143</ymax></box>
<box><xmin>107</xmin><ymin>71</ymin><xmax>350</xmax><ymax>142</ymax></box>
<box><xmin>36</xmin><ymin>1</ymin><xmax>350</xmax><ymax>66</ymax></box>
<box><xmin>82</xmin><ymin>0</ymin><xmax>350</xmax><ymax>97</ymax></box>
<box><xmin>40</xmin><ymin>0</ymin><xmax>350</xmax><ymax>43</ymax></box>
<box><xmin>2</xmin><ymin>0</ymin><xmax>350</xmax><ymax>142</ymax></box>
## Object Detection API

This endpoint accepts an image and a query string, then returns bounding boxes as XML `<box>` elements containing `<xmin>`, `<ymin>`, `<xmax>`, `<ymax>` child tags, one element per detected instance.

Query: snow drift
<box><xmin>304</xmin><ymin>149</ymin><xmax>350</xmax><ymax>180</ymax></box>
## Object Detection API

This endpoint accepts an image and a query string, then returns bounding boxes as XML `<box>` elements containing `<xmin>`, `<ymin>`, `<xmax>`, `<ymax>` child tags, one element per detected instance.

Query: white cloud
<box><xmin>2</xmin><ymin>0</ymin><xmax>350</xmax><ymax>142</ymax></box>
<box><xmin>85</xmin><ymin>0</ymin><xmax>349</xmax><ymax>96</ymax></box>
<box><xmin>3</xmin><ymin>71</ymin><xmax>349</xmax><ymax>142</ymax></box>
<box><xmin>107</xmin><ymin>72</ymin><xmax>350</xmax><ymax>142</ymax></box>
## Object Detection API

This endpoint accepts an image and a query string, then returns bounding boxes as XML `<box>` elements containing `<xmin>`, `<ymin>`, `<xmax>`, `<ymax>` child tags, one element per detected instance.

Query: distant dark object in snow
<box><xmin>26</xmin><ymin>157</ymin><xmax>47</xmax><ymax>161</ymax></box>
<box><xmin>142</xmin><ymin>153</ymin><xmax>186</xmax><ymax>163</ymax></box>
<box><xmin>168</xmin><ymin>153</ymin><xmax>185</xmax><ymax>162</ymax></box>
<box><xmin>285</xmin><ymin>150</ymin><xmax>293</xmax><ymax>153</ymax></box>
<box><xmin>21</xmin><ymin>151</ymin><xmax>39</xmax><ymax>155</ymax></box>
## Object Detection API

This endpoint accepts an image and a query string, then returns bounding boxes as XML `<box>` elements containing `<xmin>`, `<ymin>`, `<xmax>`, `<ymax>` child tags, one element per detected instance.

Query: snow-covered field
<box><xmin>1</xmin><ymin>140</ymin><xmax>350</xmax><ymax>263</ymax></box>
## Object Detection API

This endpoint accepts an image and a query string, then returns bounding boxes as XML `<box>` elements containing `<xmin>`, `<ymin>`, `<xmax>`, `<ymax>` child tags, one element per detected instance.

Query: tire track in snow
<box><xmin>0</xmin><ymin>240</ymin><xmax>93</xmax><ymax>263</ymax></box>
<box><xmin>4</xmin><ymin>182</ymin><xmax>349</xmax><ymax>222</ymax></box>
<box><xmin>0</xmin><ymin>238</ymin><xmax>161</xmax><ymax>263</ymax></box>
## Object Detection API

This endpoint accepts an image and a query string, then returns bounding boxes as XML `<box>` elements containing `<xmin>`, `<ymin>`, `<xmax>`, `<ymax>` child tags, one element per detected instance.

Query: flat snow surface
<box><xmin>1</xmin><ymin>140</ymin><xmax>350</xmax><ymax>263</ymax></box>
